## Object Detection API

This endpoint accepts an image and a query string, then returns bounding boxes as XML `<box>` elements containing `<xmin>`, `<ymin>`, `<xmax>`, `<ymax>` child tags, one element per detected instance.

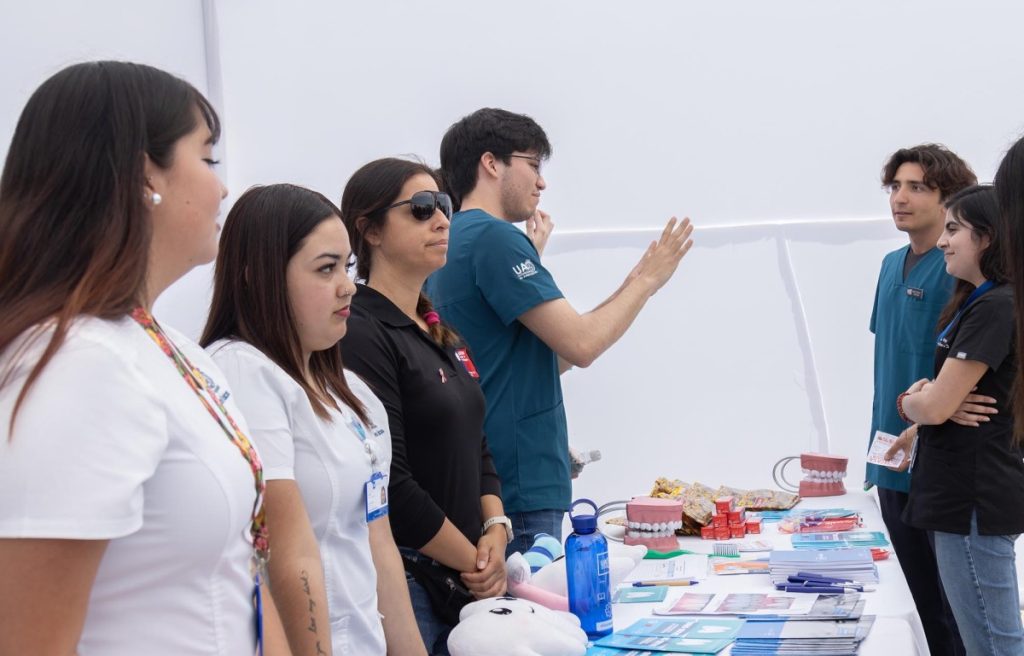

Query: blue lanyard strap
<box><xmin>936</xmin><ymin>280</ymin><xmax>995</xmax><ymax>346</ymax></box>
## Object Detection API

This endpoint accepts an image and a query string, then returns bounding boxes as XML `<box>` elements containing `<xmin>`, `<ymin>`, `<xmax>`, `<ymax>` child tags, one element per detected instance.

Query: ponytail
<box><xmin>416</xmin><ymin>292</ymin><xmax>460</xmax><ymax>348</ymax></box>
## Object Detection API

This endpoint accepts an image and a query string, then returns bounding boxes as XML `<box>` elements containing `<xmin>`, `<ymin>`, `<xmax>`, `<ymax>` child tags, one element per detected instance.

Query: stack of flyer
<box><xmin>732</xmin><ymin>595</ymin><xmax>872</xmax><ymax>655</ymax></box>
<box><xmin>587</xmin><ymin>617</ymin><xmax>744</xmax><ymax>654</ymax></box>
<box><xmin>790</xmin><ymin>532</ymin><xmax>889</xmax><ymax>550</ymax></box>
<box><xmin>768</xmin><ymin>549</ymin><xmax>878</xmax><ymax>586</ymax></box>
<box><xmin>730</xmin><ymin>615</ymin><xmax>875</xmax><ymax>655</ymax></box>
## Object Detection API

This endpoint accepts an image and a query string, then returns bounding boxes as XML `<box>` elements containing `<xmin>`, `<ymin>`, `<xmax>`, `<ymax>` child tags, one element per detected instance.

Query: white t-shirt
<box><xmin>208</xmin><ymin>340</ymin><xmax>390</xmax><ymax>656</ymax></box>
<box><xmin>0</xmin><ymin>316</ymin><xmax>258</xmax><ymax>655</ymax></box>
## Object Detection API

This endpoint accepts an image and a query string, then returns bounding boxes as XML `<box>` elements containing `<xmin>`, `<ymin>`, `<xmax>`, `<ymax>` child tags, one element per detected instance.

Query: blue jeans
<box><xmin>506</xmin><ymin>509</ymin><xmax>565</xmax><ymax>558</ymax></box>
<box><xmin>399</xmin><ymin>547</ymin><xmax>453</xmax><ymax>655</ymax></box>
<box><xmin>933</xmin><ymin>512</ymin><xmax>1024</xmax><ymax>655</ymax></box>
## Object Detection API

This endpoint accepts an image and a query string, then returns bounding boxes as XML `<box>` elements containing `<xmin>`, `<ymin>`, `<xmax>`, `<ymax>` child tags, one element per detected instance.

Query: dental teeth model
<box><xmin>625</xmin><ymin>496</ymin><xmax>684</xmax><ymax>532</ymax></box>
<box><xmin>797</xmin><ymin>453</ymin><xmax>850</xmax><ymax>497</ymax></box>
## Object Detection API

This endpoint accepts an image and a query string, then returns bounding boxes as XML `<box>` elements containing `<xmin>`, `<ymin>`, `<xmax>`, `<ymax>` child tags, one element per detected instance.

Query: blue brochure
<box><xmin>594</xmin><ymin>617</ymin><xmax>744</xmax><ymax>653</ymax></box>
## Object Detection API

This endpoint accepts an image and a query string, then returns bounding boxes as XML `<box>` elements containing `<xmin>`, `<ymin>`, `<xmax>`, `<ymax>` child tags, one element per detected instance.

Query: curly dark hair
<box><xmin>881</xmin><ymin>143</ymin><xmax>976</xmax><ymax>201</ymax></box>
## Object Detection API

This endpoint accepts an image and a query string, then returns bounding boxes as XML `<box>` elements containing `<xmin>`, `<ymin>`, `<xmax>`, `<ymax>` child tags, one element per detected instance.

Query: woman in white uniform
<box><xmin>0</xmin><ymin>62</ymin><xmax>272</xmax><ymax>654</ymax></box>
<box><xmin>202</xmin><ymin>183</ymin><xmax>426</xmax><ymax>655</ymax></box>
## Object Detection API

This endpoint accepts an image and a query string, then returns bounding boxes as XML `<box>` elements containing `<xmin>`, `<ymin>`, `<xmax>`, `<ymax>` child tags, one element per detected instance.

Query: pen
<box><xmin>632</xmin><ymin>580</ymin><xmax>699</xmax><ymax>587</ymax></box>
<box><xmin>793</xmin><ymin>571</ymin><xmax>853</xmax><ymax>584</ymax></box>
<box><xmin>775</xmin><ymin>584</ymin><xmax>862</xmax><ymax>594</ymax></box>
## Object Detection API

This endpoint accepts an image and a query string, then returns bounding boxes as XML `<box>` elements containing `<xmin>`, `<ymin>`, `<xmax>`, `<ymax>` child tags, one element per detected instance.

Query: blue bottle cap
<box><xmin>569</xmin><ymin>498</ymin><xmax>599</xmax><ymax>534</ymax></box>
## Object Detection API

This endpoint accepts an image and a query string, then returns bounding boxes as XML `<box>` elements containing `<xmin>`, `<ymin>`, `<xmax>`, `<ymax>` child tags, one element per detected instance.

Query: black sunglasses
<box><xmin>381</xmin><ymin>190</ymin><xmax>453</xmax><ymax>221</ymax></box>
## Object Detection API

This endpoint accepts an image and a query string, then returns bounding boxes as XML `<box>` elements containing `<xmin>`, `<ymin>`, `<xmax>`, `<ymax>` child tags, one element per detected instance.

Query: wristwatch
<box><xmin>482</xmin><ymin>515</ymin><xmax>514</xmax><ymax>544</ymax></box>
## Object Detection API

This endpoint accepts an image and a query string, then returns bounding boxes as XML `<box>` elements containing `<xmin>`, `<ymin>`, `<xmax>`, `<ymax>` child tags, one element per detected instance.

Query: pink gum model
<box><xmin>626</xmin><ymin>496</ymin><xmax>684</xmax><ymax>533</ymax></box>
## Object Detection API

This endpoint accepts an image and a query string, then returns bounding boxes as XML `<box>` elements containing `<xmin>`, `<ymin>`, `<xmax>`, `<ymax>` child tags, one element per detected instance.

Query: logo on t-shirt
<box><xmin>454</xmin><ymin>348</ymin><xmax>480</xmax><ymax>379</ymax></box>
<box><xmin>198</xmin><ymin>368</ymin><xmax>231</xmax><ymax>404</ymax></box>
<box><xmin>513</xmin><ymin>259</ymin><xmax>538</xmax><ymax>280</ymax></box>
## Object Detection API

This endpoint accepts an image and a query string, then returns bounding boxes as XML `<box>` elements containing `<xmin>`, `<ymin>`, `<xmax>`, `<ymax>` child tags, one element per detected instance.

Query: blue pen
<box><xmin>776</xmin><ymin>584</ymin><xmax>862</xmax><ymax>594</ymax></box>
<box><xmin>793</xmin><ymin>571</ymin><xmax>854</xmax><ymax>584</ymax></box>
<box><xmin>632</xmin><ymin>580</ymin><xmax>699</xmax><ymax>587</ymax></box>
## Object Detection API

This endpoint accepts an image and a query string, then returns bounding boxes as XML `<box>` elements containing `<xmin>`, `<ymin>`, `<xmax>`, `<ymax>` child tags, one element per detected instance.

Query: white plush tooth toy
<box><xmin>447</xmin><ymin>596</ymin><xmax>587</xmax><ymax>656</ymax></box>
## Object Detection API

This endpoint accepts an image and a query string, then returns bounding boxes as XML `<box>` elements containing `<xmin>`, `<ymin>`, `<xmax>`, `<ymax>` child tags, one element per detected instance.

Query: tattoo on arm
<box><xmin>299</xmin><ymin>569</ymin><xmax>328</xmax><ymax>655</ymax></box>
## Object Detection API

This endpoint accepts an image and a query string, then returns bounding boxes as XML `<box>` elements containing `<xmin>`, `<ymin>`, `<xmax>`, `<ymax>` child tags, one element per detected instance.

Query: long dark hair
<box><xmin>936</xmin><ymin>185</ymin><xmax>1006</xmax><ymax>331</ymax></box>
<box><xmin>995</xmin><ymin>137</ymin><xmax>1024</xmax><ymax>443</ymax></box>
<box><xmin>0</xmin><ymin>61</ymin><xmax>220</xmax><ymax>429</ymax></box>
<box><xmin>340</xmin><ymin>157</ymin><xmax>460</xmax><ymax>348</ymax></box>
<box><xmin>201</xmin><ymin>184</ymin><xmax>367</xmax><ymax>422</ymax></box>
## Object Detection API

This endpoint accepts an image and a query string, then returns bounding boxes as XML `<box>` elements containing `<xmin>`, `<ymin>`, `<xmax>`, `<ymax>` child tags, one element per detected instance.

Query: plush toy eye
<box><xmin>497</xmin><ymin>596</ymin><xmax>516</xmax><ymax>601</ymax></box>
<box><xmin>489</xmin><ymin>607</ymin><xmax>513</xmax><ymax>615</ymax></box>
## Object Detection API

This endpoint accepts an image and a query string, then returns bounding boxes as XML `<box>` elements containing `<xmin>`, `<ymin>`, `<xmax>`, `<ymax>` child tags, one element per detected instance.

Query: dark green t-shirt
<box><xmin>426</xmin><ymin>209</ymin><xmax>569</xmax><ymax>513</ymax></box>
<box><xmin>866</xmin><ymin>245</ymin><xmax>953</xmax><ymax>492</ymax></box>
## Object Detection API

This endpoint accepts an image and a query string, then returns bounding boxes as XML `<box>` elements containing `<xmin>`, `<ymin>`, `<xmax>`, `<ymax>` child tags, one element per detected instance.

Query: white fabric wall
<box><xmin>3</xmin><ymin>0</ymin><xmax>1024</xmax><ymax>501</ymax></box>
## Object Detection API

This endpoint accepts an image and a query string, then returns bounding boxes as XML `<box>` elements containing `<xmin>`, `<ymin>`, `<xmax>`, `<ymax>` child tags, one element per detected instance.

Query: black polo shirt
<box><xmin>904</xmin><ymin>284</ymin><xmax>1024</xmax><ymax>535</ymax></box>
<box><xmin>342</xmin><ymin>284</ymin><xmax>501</xmax><ymax>549</ymax></box>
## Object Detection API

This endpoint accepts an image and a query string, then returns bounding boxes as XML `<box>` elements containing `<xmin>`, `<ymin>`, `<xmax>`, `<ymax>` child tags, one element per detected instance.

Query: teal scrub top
<box><xmin>866</xmin><ymin>245</ymin><xmax>954</xmax><ymax>492</ymax></box>
<box><xmin>426</xmin><ymin>209</ymin><xmax>569</xmax><ymax>513</ymax></box>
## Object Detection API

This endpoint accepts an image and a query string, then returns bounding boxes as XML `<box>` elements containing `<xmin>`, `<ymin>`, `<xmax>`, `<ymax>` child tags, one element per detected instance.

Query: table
<box><xmin>606</xmin><ymin>491</ymin><xmax>927</xmax><ymax>655</ymax></box>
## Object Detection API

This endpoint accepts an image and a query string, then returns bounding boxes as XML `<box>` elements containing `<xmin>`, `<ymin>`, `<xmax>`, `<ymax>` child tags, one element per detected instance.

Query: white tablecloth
<box><xmin>607</xmin><ymin>491</ymin><xmax>927</xmax><ymax>655</ymax></box>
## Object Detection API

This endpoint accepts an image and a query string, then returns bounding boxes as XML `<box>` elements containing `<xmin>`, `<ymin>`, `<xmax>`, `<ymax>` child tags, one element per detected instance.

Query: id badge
<box><xmin>365</xmin><ymin>471</ymin><xmax>389</xmax><ymax>521</ymax></box>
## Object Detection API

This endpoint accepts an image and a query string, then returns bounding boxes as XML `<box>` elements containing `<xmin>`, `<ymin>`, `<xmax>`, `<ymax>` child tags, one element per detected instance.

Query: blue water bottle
<box><xmin>565</xmin><ymin>498</ymin><xmax>613</xmax><ymax>639</ymax></box>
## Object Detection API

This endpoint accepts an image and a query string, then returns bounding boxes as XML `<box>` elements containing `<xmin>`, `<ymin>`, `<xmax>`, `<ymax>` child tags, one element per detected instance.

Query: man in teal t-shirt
<box><xmin>867</xmin><ymin>144</ymin><xmax>978</xmax><ymax>656</ymax></box>
<box><xmin>428</xmin><ymin>108</ymin><xmax>693</xmax><ymax>555</ymax></box>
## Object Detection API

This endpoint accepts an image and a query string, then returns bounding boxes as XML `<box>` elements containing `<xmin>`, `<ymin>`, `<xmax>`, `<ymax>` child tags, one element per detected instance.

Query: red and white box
<box><xmin>714</xmin><ymin>496</ymin><xmax>735</xmax><ymax>515</ymax></box>
<box><xmin>745</xmin><ymin>519</ymin><xmax>763</xmax><ymax>534</ymax></box>
<box><xmin>700</xmin><ymin>526</ymin><xmax>716</xmax><ymax>540</ymax></box>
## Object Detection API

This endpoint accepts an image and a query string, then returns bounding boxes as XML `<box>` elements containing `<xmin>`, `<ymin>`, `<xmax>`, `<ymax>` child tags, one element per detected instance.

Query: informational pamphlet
<box><xmin>866</xmin><ymin>430</ymin><xmax>906</xmax><ymax>468</ymax></box>
<box><xmin>593</xmin><ymin>617</ymin><xmax>744</xmax><ymax>654</ymax></box>
<box><xmin>623</xmin><ymin>554</ymin><xmax>709</xmax><ymax>583</ymax></box>
<box><xmin>655</xmin><ymin>592</ymin><xmax>818</xmax><ymax>616</ymax></box>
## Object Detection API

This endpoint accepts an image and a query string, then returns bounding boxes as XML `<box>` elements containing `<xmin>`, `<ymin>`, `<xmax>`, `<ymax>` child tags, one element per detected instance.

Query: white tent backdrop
<box><xmin>3</xmin><ymin>0</ymin><xmax>1024</xmax><ymax>501</ymax></box>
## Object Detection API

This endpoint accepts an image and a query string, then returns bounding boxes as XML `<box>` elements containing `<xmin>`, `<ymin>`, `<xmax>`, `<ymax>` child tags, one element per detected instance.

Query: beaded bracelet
<box><xmin>896</xmin><ymin>392</ymin><xmax>911</xmax><ymax>423</ymax></box>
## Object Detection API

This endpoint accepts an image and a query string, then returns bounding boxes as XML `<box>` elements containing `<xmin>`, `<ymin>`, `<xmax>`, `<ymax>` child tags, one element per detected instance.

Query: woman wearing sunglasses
<box><xmin>886</xmin><ymin>186</ymin><xmax>1024</xmax><ymax>655</ymax></box>
<box><xmin>340</xmin><ymin>158</ymin><xmax>508</xmax><ymax>655</ymax></box>
<box><xmin>0</xmin><ymin>62</ymin><xmax>271</xmax><ymax>654</ymax></box>
<box><xmin>202</xmin><ymin>184</ymin><xmax>426</xmax><ymax>655</ymax></box>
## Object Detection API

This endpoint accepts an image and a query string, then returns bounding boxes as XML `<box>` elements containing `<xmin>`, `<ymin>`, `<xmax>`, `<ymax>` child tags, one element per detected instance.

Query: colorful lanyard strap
<box><xmin>130</xmin><ymin>307</ymin><xmax>270</xmax><ymax>573</ymax></box>
<box><xmin>936</xmin><ymin>280</ymin><xmax>996</xmax><ymax>347</ymax></box>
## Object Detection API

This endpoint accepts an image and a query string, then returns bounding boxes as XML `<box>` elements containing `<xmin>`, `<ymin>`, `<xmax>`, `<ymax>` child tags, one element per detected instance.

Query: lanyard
<box><xmin>342</xmin><ymin>409</ymin><xmax>379</xmax><ymax>468</ymax></box>
<box><xmin>130</xmin><ymin>308</ymin><xmax>270</xmax><ymax>571</ymax></box>
<box><xmin>936</xmin><ymin>280</ymin><xmax>996</xmax><ymax>347</ymax></box>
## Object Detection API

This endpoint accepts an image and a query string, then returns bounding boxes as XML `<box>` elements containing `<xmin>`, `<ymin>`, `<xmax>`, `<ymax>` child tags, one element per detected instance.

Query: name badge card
<box><xmin>365</xmin><ymin>471</ymin><xmax>389</xmax><ymax>521</ymax></box>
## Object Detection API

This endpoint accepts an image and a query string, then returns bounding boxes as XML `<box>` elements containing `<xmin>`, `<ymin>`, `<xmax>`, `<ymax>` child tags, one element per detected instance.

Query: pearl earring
<box><xmin>151</xmin><ymin>192</ymin><xmax>162</xmax><ymax>206</ymax></box>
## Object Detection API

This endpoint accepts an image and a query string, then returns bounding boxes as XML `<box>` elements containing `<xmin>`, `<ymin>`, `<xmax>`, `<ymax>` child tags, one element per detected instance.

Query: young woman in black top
<box><xmin>887</xmin><ymin>185</ymin><xmax>1024</xmax><ymax>655</ymax></box>
<box><xmin>339</xmin><ymin>158</ymin><xmax>508</xmax><ymax>655</ymax></box>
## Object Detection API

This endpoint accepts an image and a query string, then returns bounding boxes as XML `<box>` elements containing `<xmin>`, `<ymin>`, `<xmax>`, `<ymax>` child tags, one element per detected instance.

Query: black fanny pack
<box><xmin>402</xmin><ymin>553</ymin><xmax>475</xmax><ymax>626</ymax></box>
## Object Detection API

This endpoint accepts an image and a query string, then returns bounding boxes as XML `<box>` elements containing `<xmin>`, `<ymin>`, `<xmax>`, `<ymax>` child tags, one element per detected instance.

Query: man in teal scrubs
<box><xmin>428</xmin><ymin>108</ymin><xmax>693</xmax><ymax>555</ymax></box>
<box><xmin>867</xmin><ymin>144</ymin><xmax>977</xmax><ymax>656</ymax></box>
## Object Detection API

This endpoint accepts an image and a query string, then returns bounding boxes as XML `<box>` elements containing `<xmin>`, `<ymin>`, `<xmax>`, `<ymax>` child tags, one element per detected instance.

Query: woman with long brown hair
<box><xmin>887</xmin><ymin>185</ymin><xmax>1024</xmax><ymax>655</ymax></box>
<box><xmin>202</xmin><ymin>183</ymin><xmax>425</xmax><ymax>655</ymax></box>
<box><xmin>340</xmin><ymin>158</ymin><xmax>508</xmax><ymax>655</ymax></box>
<box><xmin>0</xmin><ymin>62</ymin><xmax>271</xmax><ymax>654</ymax></box>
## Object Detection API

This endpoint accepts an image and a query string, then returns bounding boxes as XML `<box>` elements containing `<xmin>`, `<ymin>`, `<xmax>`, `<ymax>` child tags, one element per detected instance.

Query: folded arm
<box><xmin>901</xmin><ymin>358</ymin><xmax>990</xmax><ymax>425</ymax></box>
